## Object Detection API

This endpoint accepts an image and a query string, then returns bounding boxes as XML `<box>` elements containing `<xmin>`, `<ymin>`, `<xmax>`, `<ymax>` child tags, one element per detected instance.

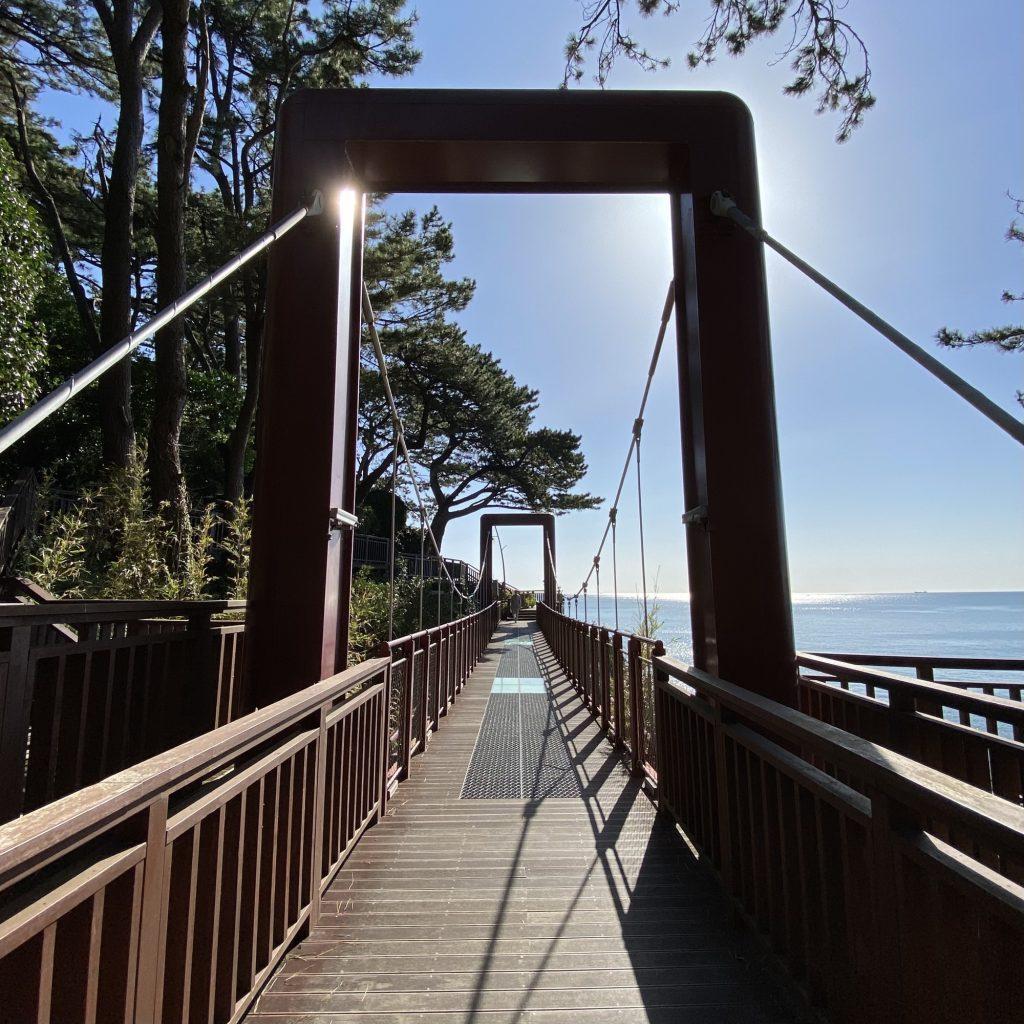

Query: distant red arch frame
<box><xmin>478</xmin><ymin>513</ymin><xmax>557</xmax><ymax>609</ymax></box>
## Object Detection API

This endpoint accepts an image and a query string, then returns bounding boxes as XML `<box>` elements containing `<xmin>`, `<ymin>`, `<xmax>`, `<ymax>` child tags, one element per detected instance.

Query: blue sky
<box><xmin>34</xmin><ymin>1</ymin><xmax>1024</xmax><ymax>595</ymax></box>
<box><xmin>369</xmin><ymin>0</ymin><xmax>1023</xmax><ymax>595</ymax></box>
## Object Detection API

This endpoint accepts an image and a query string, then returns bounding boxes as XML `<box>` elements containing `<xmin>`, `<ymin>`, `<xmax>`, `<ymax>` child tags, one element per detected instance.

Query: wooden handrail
<box><xmin>0</xmin><ymin>656</ymin><xmax>388</xmax><ymax>888</ymax></box>
<box><xmin>657</xmin><ymin>656</ymin><xmax>1024</xmax><ymax>857</ymax></box>
<box><xmin>805</xmin><ymin>651</ymin><xmax>1024</xmax><ymax>672</ymax></box>
<box><xmin>0</xmin><ymin>598</ymin><xmax>246</xmax><ymax>625</ymax></box>
<box><xmin>798</xmin><ymin>652</ymin><xmax>1024</xmax><ymax>727</ymax></box>
<box><xmin>0</xmin><ymin>601</ymin><xmax>500</xmax><ymax>1021</ymax></box>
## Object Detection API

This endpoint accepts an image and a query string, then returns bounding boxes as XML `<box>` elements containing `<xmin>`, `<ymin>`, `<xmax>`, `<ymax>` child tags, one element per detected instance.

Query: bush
<box><xmin>20</xmin><ymin>449</ymin><xmax>231</xmax><ymax>600</ymax></box>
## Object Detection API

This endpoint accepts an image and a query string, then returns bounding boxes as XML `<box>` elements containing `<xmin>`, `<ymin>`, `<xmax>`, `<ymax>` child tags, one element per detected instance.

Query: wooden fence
<box><xmin>385</xmin><ymin>605</ymin><xmax>500</xmax><ymax>791</ymax></box>
<box><xmin>653</xmin><ymin>654</ymin><xmax>1024</xmax><ymax>1024</ymax></box>
<box><xmin>0</xmin><ymin>601</ymin><xmax>247</xmax><ymax>823</ymax></box>
<box><xmin>798</xmin><ymin>653</ymin><xmax>1024</xmax><ymax>805</ymax></box>
<box><xmin>537</xmin><ymin>603</ymin><xmax>660</xmax><ymax>784</ymax></box>
<box><xmin>0</xmin><ymin>601</ymin><xmax>497</xmax><ymax>1023</ymax></box>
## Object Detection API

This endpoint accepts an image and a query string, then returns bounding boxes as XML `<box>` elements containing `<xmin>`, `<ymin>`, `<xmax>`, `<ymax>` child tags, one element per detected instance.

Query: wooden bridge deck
<box><xmin>245</xmin><ymin>622</ymin><xmax>804</xmax><ymax>1023</ymax></box>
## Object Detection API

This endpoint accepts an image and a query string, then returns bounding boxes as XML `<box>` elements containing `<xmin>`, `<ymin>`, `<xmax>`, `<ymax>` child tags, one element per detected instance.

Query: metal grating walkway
<box><xmin>461</xmin><ymin>625</ymin><xmax>579</xmax><ymax>799</ymax></box>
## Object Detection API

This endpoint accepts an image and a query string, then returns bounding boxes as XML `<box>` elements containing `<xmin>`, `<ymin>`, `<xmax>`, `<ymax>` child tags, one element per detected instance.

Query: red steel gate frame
<box><xmin>478</xmin><ymin>512</ymin><xmax>557</xmax><ymax>609</ymax></box>
<box><xmin>245</xmin><ymin>88</ymin><xmax>796</xmax><ymax>708</ymax></box>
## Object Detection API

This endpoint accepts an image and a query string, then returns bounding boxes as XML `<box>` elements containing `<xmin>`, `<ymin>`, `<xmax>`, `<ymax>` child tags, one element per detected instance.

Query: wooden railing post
<box><xmin>628</xmin><ymin>636</ymin><xmax>643</xmax><ymax>775</ymax></box>
<box><xmin>613</xmin><ymin>632</ymin><xmax>625</xmax><ymax>748</ymax></box>
<box><xmin>865</xmin><ymin>788</ymin><xmax>908</xmax><ymax>1022</ymax></box>
<box><xmin>376</xmin><ymin>642</ymin><xmax>393</xmax><ymax>812</ymax></box>
<box><xmin>187</xmin><ymin>608</ymin><xmax>217</xmax><ymax>740</ymax></box>
<box><xmin>0</xmin><ymin>624</ymin><xmax>32</xmax><ymax>821</ymax></box>
<box><xmin>134</xmin><ymin>795</ymin><xmax>171</xmax><ymax>1024</ymax></box>
<box><xmin>649</xmin><ymin>639</ymin><xmax>665</xmax><ymax>772</ymax></box>
<box><xmin>599</xmin><ymin>628</ymin><xmax>610</xmax><ymax>733</ymax></box>
<box><xmin>428</xmin><ymin>629</ymin><xmax>441</xmax><ymax>734</ymax></box>
<box><xmin>914</xmin><ymin>665</ymin><xmax>942</xmax><ymax>718</ymax></box>
<box><xmin>417</xmin><ymin>631</ymin><xmax>430</xmax><ymax>748</ymax></box>
<box><xmin>309</xmin><ymin>703</ymin><xmax>330</xmax><ymax>927</ymax></box>
<box><xmin>710</xmin><ymin>697</ymin><xmax>734</xmax><ymax>893</ymax></box>
<box><xmin>400</xmin><ymin>636</ymin><xmax>415</xmax><ymax>779</ymax></box>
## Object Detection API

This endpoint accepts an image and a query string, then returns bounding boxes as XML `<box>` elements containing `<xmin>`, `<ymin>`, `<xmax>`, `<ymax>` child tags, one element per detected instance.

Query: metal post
<box><xmin>671</xmin><ymin>185</ymin><xmax>796</xmax><ymax>705</ymax></box>
<box><xmin>246</xmin><ymin>176</ymin><xmax>365</xmax><ymax>706</ymax></box>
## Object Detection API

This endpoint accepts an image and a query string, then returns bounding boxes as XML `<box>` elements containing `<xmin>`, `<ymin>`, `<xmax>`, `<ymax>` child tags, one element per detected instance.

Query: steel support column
<box><xmin>245</xmin><ymin>125</ymin><xmax>365</xmax><ymax>706</ymax></box>
<box><xmin>251</xmin><ymin>88</ymin><xmax>795</xmax><ymax>706</ymax></box>
<box><xmin>671</xmin><ymin>165</ymin><xmax>795</xmax><ymax>704</ymax></box>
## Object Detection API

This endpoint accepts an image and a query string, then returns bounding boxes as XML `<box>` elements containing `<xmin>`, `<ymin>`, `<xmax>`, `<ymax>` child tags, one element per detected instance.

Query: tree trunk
<box><xmin>223</xmin><ymin>290</ymin><xmax>264</xmax><ymax>505</ymax></box>
<box><xmin>429</xmin><ymin>509</ymin><xmax>450</xmax><ymax>552</ymax></box>
<box><xmin>149</xmin><ymin>0</ymin><xmax>191</xmax><ymax>538</ymax></box>
<box><xmin>97</xmin><ymin>61</ymin><xmax>145</xmax><ymax>469</ymax></box>
<box><xmin>223</xmin><ymin>294</ymin><xmax>242</xmax><ymax>379</ymax></box>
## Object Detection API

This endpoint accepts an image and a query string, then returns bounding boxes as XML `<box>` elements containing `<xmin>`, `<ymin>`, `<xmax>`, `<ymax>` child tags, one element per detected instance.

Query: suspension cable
<box><xmin>362</xmin><ymin>285</ymin><xmax>486</xmax><ymax>604</ymax></box>
<box><xmin>387</xmin><ymin>431</ymin><xmax>399</xmax><ymax>641</ymax></box>
<box><xmin>417</xmin><ymin>517</ymin><xmax>426</xmax><ymax>632</ymax></box>
<box><xmin>0</xmin><ymin>193</ymin><xmax>323</xmax><ymax>456</ymax></box>
<box><xmin>564</xmin><ymin>281</ymin><xmax>675</xmax><ymax>602</ymax></box>
<box><xmin>635</xmin><ymin>423</ymin><xmax>651</xmax><ymax>637</ymax></box>
<box><xmin>611</xmin><ymin>508</ymin><xmax>619</xmax><ymax>631</ymax></box>
<box><xmin>710</xmin><ymin>192</ymin><xmax>1024</xmax><ymax>447</ymax></box>
<box><xmin>594</xmin><ymin>557</ymin><xmax>601</xmax><ymax>629</ymax></box>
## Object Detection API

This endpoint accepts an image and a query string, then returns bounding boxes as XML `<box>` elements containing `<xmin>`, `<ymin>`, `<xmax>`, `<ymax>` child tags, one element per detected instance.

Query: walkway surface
<box><xmin>246</xmin><ymin>621</ymin><xmax>803</xmax><ymax>1023</ymax></box>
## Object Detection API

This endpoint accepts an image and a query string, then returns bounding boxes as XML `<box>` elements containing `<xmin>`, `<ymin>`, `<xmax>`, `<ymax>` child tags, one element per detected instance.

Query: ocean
<box><xmin>564</xmin><ymin>590</ymin><xmax>1024</xmax><ymax>674</ymax></box>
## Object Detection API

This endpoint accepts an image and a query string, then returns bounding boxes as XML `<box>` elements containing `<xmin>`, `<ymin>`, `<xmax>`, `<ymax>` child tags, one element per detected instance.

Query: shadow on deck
<box><xmin>246</xmin><ymin>623</ymin><xmax>806</xmax><ymax>1023</ymax></box>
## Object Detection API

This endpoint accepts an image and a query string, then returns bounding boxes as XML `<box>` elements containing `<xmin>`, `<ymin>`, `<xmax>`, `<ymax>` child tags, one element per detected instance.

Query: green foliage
<box><xmin>348</xmin><ymin>566</ymin><xmax>468</xmax><ymax>663</ymax></box>
<box><xmin>20</xmin><ymin>449</ymin><xmax>232</xmax><ymax>600</ymax></box>
<box><xmin>0</xmin><ymin>137</ymin><xmax>49</xmax><ymax>421</ymax></box>
<box><xmin>565</xmin><ymin>1</ymin><xmax>874</xmax><ymax>142</ymax></box>
<box><xmin>632</xmin><ymin>573</ymin><xmax>664</xmax><ymax>639</ymax></box>
<box><xmin>23</xmin><ymin>491</ymin><xmax>90</xmax><ymax>597</ymax></box>
<box><xmin>937</xmin><ymin>196</ymin><xmax>1024</xmax><ymax>408</ymax></box>
<box><xmin>221</xmin><ymin>497</ymin><xmax>253</xmax><ymax>602</ymax></box>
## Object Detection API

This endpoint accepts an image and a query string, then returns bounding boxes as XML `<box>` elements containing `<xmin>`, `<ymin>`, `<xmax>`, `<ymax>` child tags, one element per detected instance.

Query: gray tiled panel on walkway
<box><xmin>462</xmin><ymin>624</ymin><xmax>576</xmax><ymax>799</ymax></box>
<box><xmin>245</xmin><ymin>621</ymin><xmax>807</xmax><ymax>1024</ymax></box>
<box><xmin>495</xmin><ymin>644</ymin><xmax>543</xmax><ymax>678</ymax></box>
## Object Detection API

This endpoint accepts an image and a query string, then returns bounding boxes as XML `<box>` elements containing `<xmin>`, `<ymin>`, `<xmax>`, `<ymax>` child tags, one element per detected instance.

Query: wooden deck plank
<box><xmin>245</xmin><ymin>622</ymin><xmax>805</xmax><ymax>1023</ymax></box>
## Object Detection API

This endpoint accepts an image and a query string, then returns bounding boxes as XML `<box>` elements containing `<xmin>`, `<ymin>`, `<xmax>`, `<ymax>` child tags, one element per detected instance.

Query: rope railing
<box><xmin>0</xmin><ymin>193</ymin><xmax>324</xmax><ymax>456</ymax></box>
<box><xmin>710</xmin><ymin>191</ymin><xmax>1024</xmax><ymax>447</ymax></box>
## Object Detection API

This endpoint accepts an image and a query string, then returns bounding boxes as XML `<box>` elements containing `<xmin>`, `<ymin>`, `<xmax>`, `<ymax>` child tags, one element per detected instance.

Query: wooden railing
<box><xmin>0</xmin><ymin>600</ymin><xmax>247</xmax><ymax>823</ymax></box>
<box><xmin>0</xmin><ymin>601</ymin><xmax>498</xmax><ymax>1023</ymax></box>
<box><xmin>653</xmin><ymin>654</ymin><xmax>1024</xmax><ymax>1024</ymax></box>
<box><xmin>385</xmin><ymin>603</ymin><xmax>500</xmax><ymax>789</ymax></box>
<box><xmin>537</xmin><ymin>603</ymin><xmax>660</xmax><ymax>783</ymax></box>
<box><xmin>798</xmin><ymin>653</ymin><xmax>1024</xmax><ymax>805</ymax></box>
<box><xmin>807</xmin><ymin>651</ymin><xmax>1024</xmax><ymax>701</ymax></box>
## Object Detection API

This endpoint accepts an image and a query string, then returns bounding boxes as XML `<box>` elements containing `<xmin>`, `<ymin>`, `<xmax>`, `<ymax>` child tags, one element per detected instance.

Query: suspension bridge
<box><xmin>0</xmin><ymin>89</ymin><xmax>1022</xmax><ymax>1024</ymax></box>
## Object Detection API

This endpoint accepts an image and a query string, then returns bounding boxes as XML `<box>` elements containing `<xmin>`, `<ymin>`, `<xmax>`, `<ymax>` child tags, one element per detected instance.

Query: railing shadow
<box><xmin>459</xmin><ymin>623</ymin><xmax>802</xmax><ymax>1023</ymax></box>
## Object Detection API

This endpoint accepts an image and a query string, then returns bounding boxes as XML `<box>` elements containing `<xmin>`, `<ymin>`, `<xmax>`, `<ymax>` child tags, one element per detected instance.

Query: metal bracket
<box><xmin>632</xmin><ymin>417</ymin><xmax>644</xmax><ymax>439</ymax></box>
<box><xmin>681</xmin><ymin>505</ymin><xmax>709</xmax><ymax>527</ymax></box>
<box><xmin>328</xmin><ymin>506</ymin><xmax>358</xmax><ymax>532</ymax></box>
<box><xmin>710</xmin><ymin>190</ymin><xmax>736</xmax><ymax>218</ymax></box>
<box><xmin>306</xmin><ymin>189</ymin><xmax>325</xmax><ymax>216</ymax></box>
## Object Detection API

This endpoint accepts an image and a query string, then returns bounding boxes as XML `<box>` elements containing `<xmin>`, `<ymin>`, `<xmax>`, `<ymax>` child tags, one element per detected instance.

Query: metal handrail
<box><xmin>0</xmin><ymin>194</ymin><xmax>322</xmax><ymax>455</ymax></box>
<box><xmin>711</xmin><ymin>191</ymin><xmax>1024</xmax><ymax>446</ymax></box>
